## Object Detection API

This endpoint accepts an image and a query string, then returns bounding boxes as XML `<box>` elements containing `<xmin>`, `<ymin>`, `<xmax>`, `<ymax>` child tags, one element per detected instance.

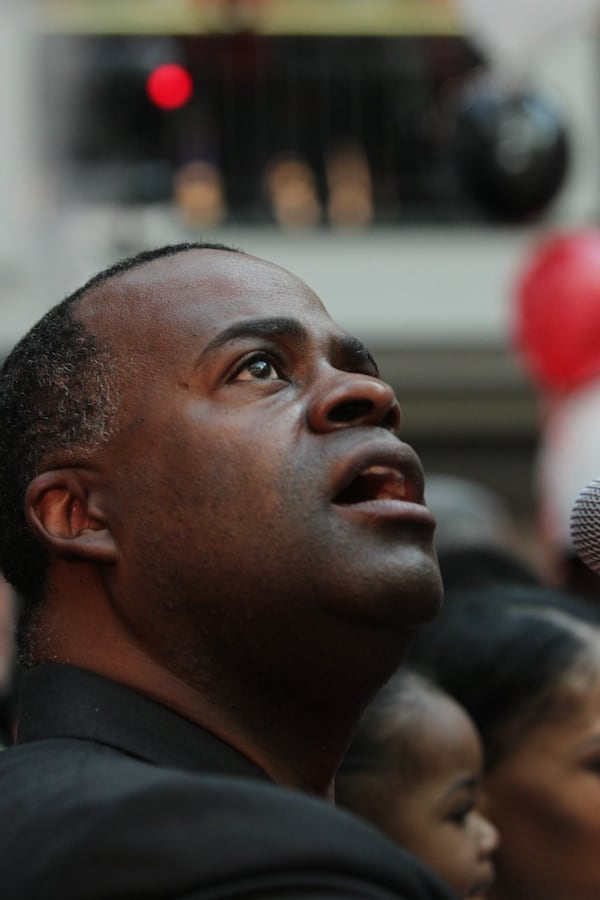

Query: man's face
<box><xmin>81</xmin><ymin>250</ymin><xmax>442</xmax><ymax>675</ymax></box>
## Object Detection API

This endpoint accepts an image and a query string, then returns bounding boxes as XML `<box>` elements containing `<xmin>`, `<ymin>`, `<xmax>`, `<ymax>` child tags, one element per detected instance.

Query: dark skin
<box><xmin>25</xmin><ymin>249</ymin><xmax>443</xmax><ymax>797</ymax></box>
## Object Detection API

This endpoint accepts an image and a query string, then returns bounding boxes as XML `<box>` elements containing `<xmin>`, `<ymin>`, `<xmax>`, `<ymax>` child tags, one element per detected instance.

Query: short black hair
<box><xmin>0</xmin><ymin>241</ymin><xmax>240</xmax><ymax>650</ymax></box>
<box><xmin>408</xmin><ymin>584</ymin><xmax>600</xmax><ymax>769</ymax></box>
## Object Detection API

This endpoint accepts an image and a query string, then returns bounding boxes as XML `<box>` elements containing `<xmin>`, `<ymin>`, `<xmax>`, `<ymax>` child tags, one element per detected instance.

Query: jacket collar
<box><xmin>17</xmin><ymin>663</ymin><xmax>268</xmax><ymax>781</ymax></box>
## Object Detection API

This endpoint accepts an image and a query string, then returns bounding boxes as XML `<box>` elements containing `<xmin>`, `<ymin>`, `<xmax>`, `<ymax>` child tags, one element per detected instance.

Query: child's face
<box><xmin>483</xmin><ymin>661</ymin><xmax>600</xmax><ymax>900</ymax></box>
<box><xmin>385</xmin><ymin>692</ymin><xmax>498</xmax><ymax>899</ymax></box>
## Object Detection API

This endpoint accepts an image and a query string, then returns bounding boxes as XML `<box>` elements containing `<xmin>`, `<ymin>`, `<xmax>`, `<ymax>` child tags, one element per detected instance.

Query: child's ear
<box><xmin>25</xmin><ymin>469</ymin><xmax>117</xmax><ymax>564</ymax></box>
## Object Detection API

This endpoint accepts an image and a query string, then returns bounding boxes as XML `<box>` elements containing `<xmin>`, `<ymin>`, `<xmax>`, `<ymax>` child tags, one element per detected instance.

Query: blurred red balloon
<box><xmin>513</xmin><ymin>230</ymin><xmax>600</xmax><ymax>393</ymax></box>
<box><xmin>147</xmin><ymin>64</ymin><xmax>193</xmax><ymax>110</ymax></box>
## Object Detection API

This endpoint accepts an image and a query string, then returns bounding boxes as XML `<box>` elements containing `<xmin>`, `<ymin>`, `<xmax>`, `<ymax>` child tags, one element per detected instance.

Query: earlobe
<box><xmin>25</xmin><ymin>470</ymin><xmax>118</xmax><ymax>565</ymax></box>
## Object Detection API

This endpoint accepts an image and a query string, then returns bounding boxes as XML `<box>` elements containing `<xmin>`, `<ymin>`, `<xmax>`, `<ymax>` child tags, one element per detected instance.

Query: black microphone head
<box><xmin>571</xmin><ymin>478</ymin><xmax>600</xmax><ymax>575</ymax></box>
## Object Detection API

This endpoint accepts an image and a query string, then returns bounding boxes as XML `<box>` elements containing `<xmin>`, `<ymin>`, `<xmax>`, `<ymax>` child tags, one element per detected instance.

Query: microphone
<box><xmin>571</xmin><ymin>478</ymin><xmax>600</xmax><ymax>574</ymax></box>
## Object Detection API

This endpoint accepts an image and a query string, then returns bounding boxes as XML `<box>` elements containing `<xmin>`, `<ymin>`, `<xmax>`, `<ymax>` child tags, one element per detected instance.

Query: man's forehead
<box><xmin>78</xmin><ymin>249</ymin><xmax>332</xmax><ymax>344</ymax></box>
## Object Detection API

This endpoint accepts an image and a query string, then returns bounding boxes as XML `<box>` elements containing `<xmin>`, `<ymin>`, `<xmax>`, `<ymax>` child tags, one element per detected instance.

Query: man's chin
<box><xmin>328</xmin><ymin>577</ymin><xmax>444</xmax><ymax>631</ymax></box>
<box><xmin>352</xmin><ymin>554</ymin><xmax>444</xmax><ymax>626</ymax></box>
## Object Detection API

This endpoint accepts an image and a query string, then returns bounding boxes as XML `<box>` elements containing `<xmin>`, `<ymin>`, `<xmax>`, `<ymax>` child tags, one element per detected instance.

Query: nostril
<box><xmin>328</xmin><ymin>400</ymin><xmax>374</xmax><ymax>424</ymax></box>
<box><xmin>382</xmin><ymin>405</ymin><xmax>399</xmax><ymax>432</ymax></box>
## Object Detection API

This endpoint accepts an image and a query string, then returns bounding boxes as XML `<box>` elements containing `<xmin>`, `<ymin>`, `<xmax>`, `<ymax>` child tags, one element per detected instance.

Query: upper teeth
<box><xmin>362</xmin><ymin>465</ymin><xmax>402</xmax><ymax>479</ymax></box>
<box><xmin>362</xmin><ymin>465</ymin><xmax>406</xmax><ymax>499</ymax></box>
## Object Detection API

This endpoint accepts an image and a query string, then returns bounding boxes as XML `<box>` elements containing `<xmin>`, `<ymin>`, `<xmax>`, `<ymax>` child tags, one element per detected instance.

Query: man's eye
<box><xmin>233</xmin><ymin>354</ymin><xmax>282</xmax><ymax>382</ymax></box>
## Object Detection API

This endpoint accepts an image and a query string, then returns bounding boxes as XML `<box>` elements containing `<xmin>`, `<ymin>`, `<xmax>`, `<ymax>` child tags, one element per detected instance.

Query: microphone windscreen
<box><xmin>571</xmin><ymin>478</ymin><xmax>600</xmax><ymax>575</ymax></box>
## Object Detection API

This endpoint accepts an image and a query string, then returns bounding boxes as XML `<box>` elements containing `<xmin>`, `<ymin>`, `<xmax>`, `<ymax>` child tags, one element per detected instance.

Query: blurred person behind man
<box><xmin>409</xmin><ymin>583</ymin><xmax>600</xmax><ymax>900</ymax></box>
<box><xmin>425</xmin><ymin>474</ymin><xmax>539</xmax><ymax>591</ymax></box>
<box><xmin>337</xmin><ymin>667</ymin><xmax>498</xmax><ymax>900</ymax></box>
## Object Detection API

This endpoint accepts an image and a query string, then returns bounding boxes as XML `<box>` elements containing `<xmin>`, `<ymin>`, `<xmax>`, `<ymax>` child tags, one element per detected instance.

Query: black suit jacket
<box><xmin>0</xmin><ymin>664</ymin><xmax>457</xmax><ymax>900</ymax></box>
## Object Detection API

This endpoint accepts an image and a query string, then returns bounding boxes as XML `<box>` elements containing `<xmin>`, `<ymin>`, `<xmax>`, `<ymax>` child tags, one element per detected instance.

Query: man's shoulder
<box><xmin>1</xmin><ymin>734</ymin><xmax>177</xmax><ymax>816</ymax></box>
<box><xmin>0</xmin><ymin>739</ymin><xmax>456</xmax><ymax>900</ymax></box>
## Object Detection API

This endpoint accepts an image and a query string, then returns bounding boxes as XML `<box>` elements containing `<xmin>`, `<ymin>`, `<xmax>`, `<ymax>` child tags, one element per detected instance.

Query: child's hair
<box><xmin>336</xmin><ymin>667</ymin><xmax>451</xmax><ymax>817</ymax></box>
<box><xmin>408</xmin><ymin>584</ymin><xmax>600</xmax><ymax>769</ymax></box>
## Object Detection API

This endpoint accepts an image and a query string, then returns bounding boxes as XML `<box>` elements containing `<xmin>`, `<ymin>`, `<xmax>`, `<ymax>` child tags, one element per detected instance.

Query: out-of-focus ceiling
<box><xmin>41</xmin><ymin>0</ymin><xmax>461</xmax><ymax>36</ymax></box>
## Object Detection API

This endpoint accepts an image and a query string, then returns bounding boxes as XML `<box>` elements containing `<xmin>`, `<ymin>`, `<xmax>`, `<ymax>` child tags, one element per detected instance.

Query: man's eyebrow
<box><xmin>331</xmin><ymin>334</ymin><xmax>380</xmax><ymax>377</ymax></box>
<box><xmin>196</xmin><ymin>315</ymin><xmax>379</xmax><ymax>377</ymax></box>
<box><xmin>198</xmin><ymin>316</ymin><xmax>307</xmax><ymax>360</ymax></box>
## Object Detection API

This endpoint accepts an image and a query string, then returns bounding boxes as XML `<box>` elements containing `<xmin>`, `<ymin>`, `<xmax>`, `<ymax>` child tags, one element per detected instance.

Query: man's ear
<box><xmin>25</xmin><ymin>469</ymin><xmax>118</xmax><ymax>564</ymax></box>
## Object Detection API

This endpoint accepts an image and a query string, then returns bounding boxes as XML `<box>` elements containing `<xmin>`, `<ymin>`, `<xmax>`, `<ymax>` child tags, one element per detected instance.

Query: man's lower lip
<box><xmin>333</xmin><ymin>499</ymin><xmax>436</xmax><ymax>526</ymax></box>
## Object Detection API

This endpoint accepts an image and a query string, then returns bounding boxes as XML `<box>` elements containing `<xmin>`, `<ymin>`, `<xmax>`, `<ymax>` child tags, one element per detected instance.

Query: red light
<box><xmin>146</xmin><ymin>64</ymin><xmax>193</xmax><ymax>110</ymax></box>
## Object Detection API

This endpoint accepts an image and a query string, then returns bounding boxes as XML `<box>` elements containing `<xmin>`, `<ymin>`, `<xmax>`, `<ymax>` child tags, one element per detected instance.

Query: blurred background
<box><xmin>4</xmin><ymin>0</ymin><xmax>600</xmax><ymax>584</ymax></box>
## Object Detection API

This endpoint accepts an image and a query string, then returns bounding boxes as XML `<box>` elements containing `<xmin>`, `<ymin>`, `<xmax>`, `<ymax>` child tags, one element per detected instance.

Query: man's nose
<box><xmin>306</xmin><ymin>370</ymin><xmax>401</xmax><ymax>434</ymax></box>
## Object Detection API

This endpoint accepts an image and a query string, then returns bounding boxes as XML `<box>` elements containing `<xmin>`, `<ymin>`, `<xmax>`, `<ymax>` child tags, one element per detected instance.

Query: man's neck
<box><xmin>33</xmin><ymin>584</ymin><xmax>413</xmax><ymax>797</ymax></box>
<box><xmin>86</xmin><ymin>652</ymin><xmax>371</xmax><ymax>797</ymax></box>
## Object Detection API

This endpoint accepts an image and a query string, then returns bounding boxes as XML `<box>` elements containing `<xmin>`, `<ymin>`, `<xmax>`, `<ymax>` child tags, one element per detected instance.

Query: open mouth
<box><xmin>334</xmin><ymin>465</ymin><xmax>412</xmax><ymax>505</ymax></box>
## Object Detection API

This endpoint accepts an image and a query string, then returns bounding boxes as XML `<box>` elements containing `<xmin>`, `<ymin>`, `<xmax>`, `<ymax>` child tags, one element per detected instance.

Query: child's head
<box><xmin>410</xmin><ymin>585</ymin><xmax>600</xmax><ymax>900</ymax></box>
<box><xmin>337</xmin><ymin>668</ymin><xmax>498</xmax><ymax>899</ymax></box>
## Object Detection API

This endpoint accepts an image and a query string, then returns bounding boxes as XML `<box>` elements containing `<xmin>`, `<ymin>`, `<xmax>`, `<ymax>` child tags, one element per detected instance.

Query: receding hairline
<box><xmin>69</xmin><ymin>245</ymin><xmax>252</xmax><ymax>322</ymax></box>
<box><xmin>68</xmin><ymin>246</ymin><xmax>323</xmax><ymax>344</ymax></box>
